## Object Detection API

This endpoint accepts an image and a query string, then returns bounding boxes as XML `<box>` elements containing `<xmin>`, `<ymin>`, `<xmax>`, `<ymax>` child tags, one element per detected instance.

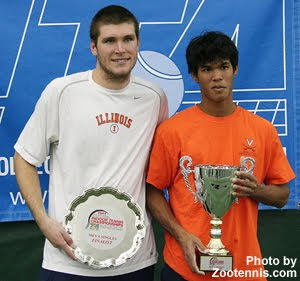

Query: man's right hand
<box><xmin>13</xmin><ymin>153</ymin><xmax>76</xmax><ymax>261</ymax></box>
<box><xmin>39</xmin><ymin>216</ymin><xmax>76</xmax><ymax>260</ymax></box>
<box><xmin>177</xmin><ymin>231</ymin><xmax>207</xmax><ymax>275</ymax></box>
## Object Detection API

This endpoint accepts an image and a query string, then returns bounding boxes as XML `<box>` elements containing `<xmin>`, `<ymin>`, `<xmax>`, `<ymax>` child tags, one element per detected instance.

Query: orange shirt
<box><xmin>147</xmin><ymin>105</ymin><xmax>295</xmax><ymax>281</ymax></box>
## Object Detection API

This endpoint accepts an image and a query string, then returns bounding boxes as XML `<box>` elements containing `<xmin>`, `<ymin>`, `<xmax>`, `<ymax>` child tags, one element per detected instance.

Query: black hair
<box><xmin>186</xmin><ymin>31</ymin><xmax>238</xmax><ymax>76</ymax></box>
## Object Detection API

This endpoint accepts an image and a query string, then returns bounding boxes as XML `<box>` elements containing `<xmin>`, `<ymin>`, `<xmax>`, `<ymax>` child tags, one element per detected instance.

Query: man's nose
<box><xmin>115</xmin><ymin>41</ymin><xmax>125</xmax><ymax>53</ymax></box>
<box><xmin>212</xmin><ymin>69</ymin><xmax>223</xmax><ymax>80</ymax></box>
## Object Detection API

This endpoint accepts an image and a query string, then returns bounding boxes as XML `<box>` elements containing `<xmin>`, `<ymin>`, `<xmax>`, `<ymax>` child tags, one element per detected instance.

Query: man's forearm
<box><xmin>146</xmin><ymin>183</ymin><xmax>188</xmax><ymax>242</ymax></box>
<box><xmin>251</xmin><ymin>183</ymin><xmax>290</xmax><ymax>208</ymax></box>
<box><xmin>14</xmin><ymin>152</ymin><xmax>76</xmax><ymax>259</ymax></box>
<box><xmin>232</xmin><ymin>171</ymin><xmax>290</xmax><ymax>208</ymax></box>
<box><xmin>146</xmin><ymin>183</ymin><xmax>207</xmax><ymax>274</ymax></box>
<box><xmin>14</xmin><ymin>152</ymin><xmax>48</xmax><ymax>226</ymax></box>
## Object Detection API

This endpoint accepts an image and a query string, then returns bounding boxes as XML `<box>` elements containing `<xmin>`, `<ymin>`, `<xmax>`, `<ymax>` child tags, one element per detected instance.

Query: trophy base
<box><xmin>198</xmin><ymin>252</ymin><xmax>233</xmax><ymax>271</ymax></box>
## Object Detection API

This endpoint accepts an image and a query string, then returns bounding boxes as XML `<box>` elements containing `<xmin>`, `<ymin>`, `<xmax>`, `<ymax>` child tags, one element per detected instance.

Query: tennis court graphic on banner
<box><xmin>0</xmin><ymin>0</ymin><xmax>298</xmax><ymax>221</ymax></box>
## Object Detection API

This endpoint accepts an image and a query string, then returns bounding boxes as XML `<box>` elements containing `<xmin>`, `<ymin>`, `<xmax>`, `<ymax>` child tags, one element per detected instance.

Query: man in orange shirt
<box><xmin>146</xmin><ymin>31</ymin><xmax>295</xmax><ymax>281</ymax></box>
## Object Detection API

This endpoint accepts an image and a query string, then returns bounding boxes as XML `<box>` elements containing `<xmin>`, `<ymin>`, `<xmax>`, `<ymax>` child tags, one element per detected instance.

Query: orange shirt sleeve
<box><xmin>264</xmin><ymin>125</ymin><xmax>295</xmax><ymax>185</ymax></box>
<box><xmin>146</xmin><ymin>122</ymin><xmax>181</xmax><ymax>190</ymax></box>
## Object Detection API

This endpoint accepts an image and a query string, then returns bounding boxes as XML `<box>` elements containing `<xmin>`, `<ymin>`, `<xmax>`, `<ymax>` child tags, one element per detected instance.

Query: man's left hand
<box><xmin>231</xmin><ymin>171</ymin><xmax>260</xmax><ymax>197</ymax></box>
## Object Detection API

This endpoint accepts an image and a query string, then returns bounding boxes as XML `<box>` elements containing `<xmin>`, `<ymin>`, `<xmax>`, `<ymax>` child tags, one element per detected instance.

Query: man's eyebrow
<box><xmin>200</xmin><ymin>63</ymin><xmax>211</xmax><ymax>68</ymax></box>
<box><xmin>101</xmin><ymin>36</ymin><xmax>115</xmax><ymax>41</ymax></box>
<box><xmin>102</xmin><ymin>33</ymin><xmax>135</xmax><ymax>40</ymax></box>
<box><xmin>217</xmin><ymin>59</ymin><xmax>231</xmax><ymax>64</ymax></box>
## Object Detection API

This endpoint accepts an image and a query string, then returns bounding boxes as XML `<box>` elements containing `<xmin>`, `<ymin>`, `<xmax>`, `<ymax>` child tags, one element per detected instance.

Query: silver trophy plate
<box><xmin>64</xmin><ymin>187</ymin><xmax>145</xmax><ymax>269</ymax></box>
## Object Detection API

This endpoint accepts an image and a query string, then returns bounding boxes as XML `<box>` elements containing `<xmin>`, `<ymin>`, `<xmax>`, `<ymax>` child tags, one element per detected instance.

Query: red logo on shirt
<box><xmin>240</xmin><ymin>138</ymin><xmax>257</xmax><ymax>158</ymax></box>
<box><xmin>110</xmin><ymin>124</ymin><xmax>119</xmax><ymax>134</ymax></box>
<box><xmin>95</xmin><ymin>113</ymin><xmax>132</xmax><ymax>129</ymax></box>
<box><xmin>243</xmin><ymin>138</ymin><xmax>256</xmax><ymax>153</ymax></box>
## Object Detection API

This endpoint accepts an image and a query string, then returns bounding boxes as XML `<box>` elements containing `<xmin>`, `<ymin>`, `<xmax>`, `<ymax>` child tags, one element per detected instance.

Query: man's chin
<box><xmin>110</xmin><ymin>70</ymin><xmax>131</xmax><ymax>81</ymax></box>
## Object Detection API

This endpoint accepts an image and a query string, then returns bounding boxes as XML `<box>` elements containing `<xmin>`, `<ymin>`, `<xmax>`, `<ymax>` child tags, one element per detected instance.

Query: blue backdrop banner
<box><xmin>0</xmin><ymin>0</ymin><xmax>299</xmax><ymax>221</ymax></box>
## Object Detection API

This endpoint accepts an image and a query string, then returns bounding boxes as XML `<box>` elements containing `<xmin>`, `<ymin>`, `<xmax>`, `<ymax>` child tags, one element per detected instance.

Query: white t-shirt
<box><xmin>14</xmin><ymin>70</ymin><xmax>168</xmax><ymax>276</ymax></box>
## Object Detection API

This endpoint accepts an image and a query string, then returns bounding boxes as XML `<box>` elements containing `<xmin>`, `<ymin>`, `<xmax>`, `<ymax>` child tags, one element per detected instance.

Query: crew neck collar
<box><xmin>88</xmin><ymin>70</ymin><xmax>131</xmax><ymax>94</ymax></box>
<box><xmin>194</xmin><ymin>104</ymin><xmax>241</xmax><ymax>122</ymax></box>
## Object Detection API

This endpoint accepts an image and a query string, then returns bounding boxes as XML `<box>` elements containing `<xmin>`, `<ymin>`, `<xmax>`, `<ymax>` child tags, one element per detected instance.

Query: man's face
<box><xmin>90</xmin><ymin>22</ymin><xmax>140</xmax><ymax>81</ymax></box>
<box><xmin>192</xmin><ymin>60</ymin><xmax>238</xmax><ymax>104</ymax></box>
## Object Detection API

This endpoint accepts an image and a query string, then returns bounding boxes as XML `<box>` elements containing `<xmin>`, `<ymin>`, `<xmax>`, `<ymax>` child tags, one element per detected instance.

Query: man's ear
<box><xmin>137</xmin><ymin>38</ymin><xmax>141</xmax><ymax>49</ymax></box>
<box><xmin>234</xmin><ymin>66</ymin><xmax>238</xmax><ymax>76</ymax></box>
<box><xmin>90</xmin><ymin>41</ymin><xmax>97</xmax><ymax>56</ymax></box>
<box><xmin>191</xmin><ymin>73</ymin><xmax>199</xmax><ymax>83</ymax></box>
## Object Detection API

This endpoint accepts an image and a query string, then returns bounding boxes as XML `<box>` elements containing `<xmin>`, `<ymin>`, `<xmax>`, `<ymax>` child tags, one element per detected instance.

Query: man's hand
<box><xmin>39</xmin><ymin>216</ymin><xmax>76</xmax><ymax>260</ymax></box>
<box><xmin>231</xmin><ymin>171</ymin><xmax>260</xmax><ymax>197</ymax></box>
<box><xmin>177</xmin><ymin>231</ymin><xmax>208</xmax><ymax>275</ymax></box>
<box><xmin>231</xmin><ymin>171</ymin><xmax>290</xmax><ymax>207</ymax></box>
<box><xmin>13</xmin><ymin>153</ymin><xmax>76</xmax><ymax>260</ymax></box>
<box><xmin>146</xmin><ymin>184</ymin><xmax>209</xmax><ymax>275</ymax></box>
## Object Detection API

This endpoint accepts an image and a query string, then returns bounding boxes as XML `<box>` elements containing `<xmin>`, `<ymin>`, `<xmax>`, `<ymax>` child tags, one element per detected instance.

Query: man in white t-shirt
<box><xmin>14</xmin><ymin>5</ymin><xmax>168</xmax><ymax>281</ymax></box>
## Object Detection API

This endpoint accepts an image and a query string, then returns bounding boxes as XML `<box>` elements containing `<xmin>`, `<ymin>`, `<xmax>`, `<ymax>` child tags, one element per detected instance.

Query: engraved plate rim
<box><xmin>64</xmin><ymin>186</ymin><xmax>145</xmax><ymax>269</ymax></box>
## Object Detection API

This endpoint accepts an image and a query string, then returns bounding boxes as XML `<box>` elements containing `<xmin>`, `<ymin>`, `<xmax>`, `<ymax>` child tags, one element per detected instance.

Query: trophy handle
<box><xmin>179</xmin><ymin>156</ymin><xmax>200</xmax><ymax>202</ymax></box>
<box><xmin>240</xmin><ymin>156</ymin><xmax>255</xmax><ymax>174</ymax></box>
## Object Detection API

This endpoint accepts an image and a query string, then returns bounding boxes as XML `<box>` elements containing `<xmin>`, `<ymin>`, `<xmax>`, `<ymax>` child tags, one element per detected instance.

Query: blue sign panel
<box><xmin>0</xmin><ymin>0</ymin><xmax>298</xmax><ymax>221</ymax></box>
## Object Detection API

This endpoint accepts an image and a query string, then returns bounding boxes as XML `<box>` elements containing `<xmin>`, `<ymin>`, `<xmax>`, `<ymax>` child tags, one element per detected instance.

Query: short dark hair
<box><xmin>90</xmin><ymin>5</ymin><xmax>139</xmax><ymax>44</ymax></box>
<box><xmin>186</xmin><ymin>31</ymin><xmax>238</xmax><ymax>76</ymax></box>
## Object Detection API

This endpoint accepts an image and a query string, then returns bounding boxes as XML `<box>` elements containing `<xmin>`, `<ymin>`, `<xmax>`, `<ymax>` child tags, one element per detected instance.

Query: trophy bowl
<box><xmin>179</xmin><ymin>156</ymin><xmax>255</xmax><ymax>271</ymax></box>
<box><xmin>194</xmin><ymin>164</ymin><xmax>239</xmax><ymax>219</ymax></box>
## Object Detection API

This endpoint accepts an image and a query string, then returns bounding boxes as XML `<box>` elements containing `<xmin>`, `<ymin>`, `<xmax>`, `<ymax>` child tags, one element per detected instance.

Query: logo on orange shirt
<box><xmin>243</xmin><ymin>138</ymin><xmax>256</xmax><ymax>152</ymax></box>
<box><xmin>240</xmin><ymin>138</ymin><xmax>257</xmax><ymax>160</ymax></box>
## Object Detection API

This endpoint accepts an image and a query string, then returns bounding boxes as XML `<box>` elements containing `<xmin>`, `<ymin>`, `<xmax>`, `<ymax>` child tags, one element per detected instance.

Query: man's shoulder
<box><xmin>49</xmin><ymin>70</ymin><xmax>90</xmax><ymax>90</ymax></box>
<box><xmin>238</xmin><ymin>106</ymin><xmax>276</xmax><ymax>133</ymax></box>
<box><xmin>239</xmin><ymin>106</ymin><xmax>272</xmax><ymax>125</ymax></box>
<box><xmin>37</xmin><ymin>71</ymin><xmax>90</xmax><ymax>104</ymax></box>
<box><xmin>131</xmin><ymin>75</ymin><xmax>164</xmax><ymax>97</ymax></box>
<box><xmin>168</xmin><ymin>106</ymin><xmax>195</xmax><ymax>121</ymax></box>
<box><xmin>157</xmin><ymin>106</ymin><xmax>195</xmax><ymax>131</ymax></box>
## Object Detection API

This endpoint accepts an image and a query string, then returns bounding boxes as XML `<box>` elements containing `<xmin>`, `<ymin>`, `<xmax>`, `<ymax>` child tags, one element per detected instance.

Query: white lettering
<box><xmin>272</xmin><ymin>258</ymin><xmax>280</xmax><ymax>265</ymax></box>
<box><xmin>291</xmin><ymin>258</ymin><xmax>297</xmax><ymax>269</ymax></box>
<box><xmin>0</xmin><ymin>157</ymin><xmax>9</xmax><ymax>176</ymax></box>
<box><xmin>246</xmin><ymin>256</ymin><xmax>254</xmax><ymax>265</ymax></box>
<box><xmin>10</xmin><ymin>192</ymin><xmax>26</xmax><ymax>205</ymax></box>
<box><xmin>212</xmin><ymin>268</ymin><xmax>220</xmax><ymax>277</ymax></box>
<box><xmin>246</xmin><ymin>138</ymin><xmax>254</xmax><ymax>146</ymax></box>
<box><xmin>283</xmin><ymin>256</ymin><xmax>297</xmax><ymax>268</ymax></box>
<box><xmin>283</xmin><ymin>256</ymin><xmax>290</xmax><ymax>266</ymax></box>
<box><xmin>9</xmin><ymin>157</ymin><xmax>15</xmax><ymax>175</ymax></box>
<box><xmin>246</xmin><ymin>256</ymin><xmax>280</xmax><ymax>266</ymax></box>
<box><xmin>0</xmin><ymin>156</ymin><xmax>50</xmax><ymax>176</ymax></box>
<box><xmin>211</xmin><ymin>269</ymin><xmax>270</xmax><ymax>279</ymax></box>
<box><xmin>237</xmin><ymin>269</ymin><xmax>245</xmax><ymax>277</ymax></box>
<box><xmin>9</xmin><ymin>190</ymin><xmax>48</xmax><ymax>205</ymax></box>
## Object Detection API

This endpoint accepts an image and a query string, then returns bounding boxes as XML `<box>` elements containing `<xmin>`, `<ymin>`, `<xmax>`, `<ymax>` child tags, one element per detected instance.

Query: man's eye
<box><xmin>104</xmin><ymin>39</ymin><xmax>114</xmax><ymax>44</ymax></box>
<box><xmin>124</xmin><ymin>37</ymin><xmax>134</xmax><ymax>42</ymax></box>
<box><xmin>221</xmin><ymin>65</ymin><xmax>229</xmax><ymax>70</ymax></box>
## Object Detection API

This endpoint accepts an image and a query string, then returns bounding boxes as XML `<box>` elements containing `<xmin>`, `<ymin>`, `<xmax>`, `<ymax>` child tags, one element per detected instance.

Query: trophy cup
<box><xmin>179</xmin><ymin>156</ymin><xmax>255</xmax><ymax>271</ymax></box>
